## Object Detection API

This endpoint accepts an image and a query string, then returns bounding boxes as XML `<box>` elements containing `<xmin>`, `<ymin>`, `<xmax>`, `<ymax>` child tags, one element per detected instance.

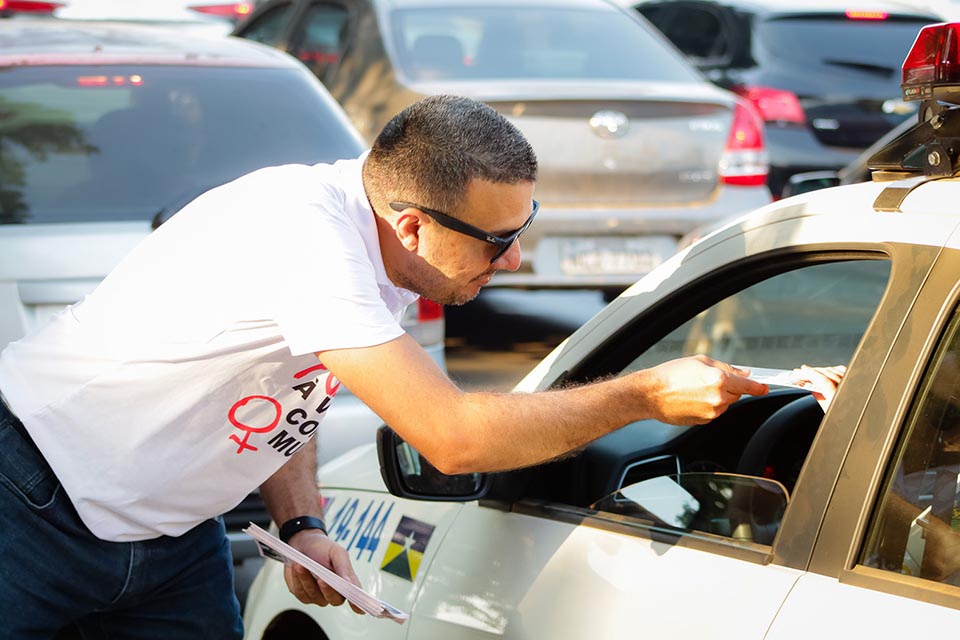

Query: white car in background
<box><xmin>236</xmin><ymin>0</ymin><xmax>774</xmax><ymax>296</ymax></box>
<box><xmin>242</xmin><ymin>22</ymin><xmax>960</xmax><ymax>639</ymax></box>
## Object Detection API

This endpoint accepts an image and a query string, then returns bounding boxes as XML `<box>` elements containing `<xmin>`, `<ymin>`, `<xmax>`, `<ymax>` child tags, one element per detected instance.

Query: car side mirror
<box><xmin>376</xmin><ymin>426</ymin><xmax>489</xmax><ymax>501</ymax></box>
<box><xmin>781</xmin><ymin>171</ymin><xmax>840</xmax><ymax>198</ymax></box>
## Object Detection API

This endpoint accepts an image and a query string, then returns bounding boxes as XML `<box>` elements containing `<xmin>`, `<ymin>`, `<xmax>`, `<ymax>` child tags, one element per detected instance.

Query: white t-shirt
<box><xmin>0</xmin><ymin>155</ymin><xmax>418</xmax><ymax>542</ymax></box>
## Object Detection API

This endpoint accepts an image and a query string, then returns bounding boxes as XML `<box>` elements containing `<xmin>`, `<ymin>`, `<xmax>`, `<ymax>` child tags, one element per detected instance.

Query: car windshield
<box><xmin>388</xmin><ymin>6</ymin><xmax>701</xmax><ymax>82</ymax></box>
<box><xmin>757</xmin><ymin>16</ymin><xmax>935</xmax><ymax>70</ymax></box>
<box><xmin>0</xmin><ymin>65</ymin><xmax>362</xmax><ymax>225</ymax></box>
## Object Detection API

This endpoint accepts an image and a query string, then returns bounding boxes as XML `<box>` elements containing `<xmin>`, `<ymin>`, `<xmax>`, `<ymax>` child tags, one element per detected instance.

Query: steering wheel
<box><xmin>736</xmin><ymin>393</ymin><xmax>825</xmax><ymax>493</ymax></box>
<box><xmin>733</xmin><ymin>394</ymin><xmax>825</xmax><ymax>544</ymax></box>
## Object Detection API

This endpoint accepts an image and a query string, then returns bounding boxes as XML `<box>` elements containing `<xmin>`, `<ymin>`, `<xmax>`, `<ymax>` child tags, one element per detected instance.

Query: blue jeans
<box><xmin>0</xmin><ymin>396</ymin><xmax>243</xmax><ymax>639</ymax></box>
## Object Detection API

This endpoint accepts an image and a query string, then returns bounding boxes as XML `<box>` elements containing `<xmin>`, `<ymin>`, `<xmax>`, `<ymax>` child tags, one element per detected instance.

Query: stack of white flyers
<box><xmin>243</xmin><ymin>523</ymin><xmax>409</xmax><ymax>624</ymax></box>
<box><xmin>745</xmin><ymin>367</ymin><xmax>814</xmax><ymax>389</ymax></box>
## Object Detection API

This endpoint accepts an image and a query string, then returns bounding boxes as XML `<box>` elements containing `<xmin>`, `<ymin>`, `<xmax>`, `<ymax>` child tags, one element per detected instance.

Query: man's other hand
<box><xmin>284</xmin><ymin>530</ymin><xmax>365</xmax><ymax>614</ymax></box>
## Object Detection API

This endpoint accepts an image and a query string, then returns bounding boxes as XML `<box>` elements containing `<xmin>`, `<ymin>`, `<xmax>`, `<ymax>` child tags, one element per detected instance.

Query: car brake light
<box><xmin>733</xmin><ymin>85</ymin><xmax>805</xmax><ymax>124</ymax></box>
<box><xmin>0</xmin><ymin>0</ymin><xmax>65</xmax><ymax>12</ymax></box>
<box><xmin>188</xmin><ymin>2</ymin><xmax>252</xmax><ymax>18</ymax></box>
<box><xmin>846</xmin><ymin>10</ymin><xmax>888</xmax><ymax>20</ymax></box>
<box><xmin>417</xmin><ymin>298</ymin><xmax>444</xmax><ymax>322</ymax></box>
<box><xmin>902</xmin><ymin>22</ymin><xmax>960</xmax><ymax>102</ymax></box>
<box><xmin>402</xmin><ymin>298</ymin><xmax>445</xmax><ymax>348</ymax></box>
<box><xmin>719</xmin><ymin>99</ymin><xmax>769</xmax><ymax>187</ymax></box>
<box><xmin>76</xmin><ymin>75</ymin><xmax>143</xmax><ymax>87</ymax></box>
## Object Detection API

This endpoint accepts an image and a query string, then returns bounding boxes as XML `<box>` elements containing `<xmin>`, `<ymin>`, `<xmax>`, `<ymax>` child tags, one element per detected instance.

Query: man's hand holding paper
<box><xmin>284</xmin><ymin>529</ymin><xmax>365</xmax><ymax>614</ymax></box>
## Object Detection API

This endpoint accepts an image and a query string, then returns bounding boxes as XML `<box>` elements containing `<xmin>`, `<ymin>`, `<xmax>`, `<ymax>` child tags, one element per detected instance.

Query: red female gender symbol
<box><xmin>228</xmin><ymin>395</ymin><xmax>282</xmax><ymax>454</ymax></box>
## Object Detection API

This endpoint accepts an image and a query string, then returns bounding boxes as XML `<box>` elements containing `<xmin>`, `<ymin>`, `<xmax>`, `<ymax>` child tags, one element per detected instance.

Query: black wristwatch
<box><xmin>279</xmin><ymin>516</ymin><xmax>328</xmax><ymax>544</ymax></box>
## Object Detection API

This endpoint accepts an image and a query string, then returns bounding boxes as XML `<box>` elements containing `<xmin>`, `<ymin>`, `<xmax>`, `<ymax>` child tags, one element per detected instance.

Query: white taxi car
<box><xmin>242</xmin><ymin>23</ymin><xmax>960</xmax><ymax>637</ymax></box>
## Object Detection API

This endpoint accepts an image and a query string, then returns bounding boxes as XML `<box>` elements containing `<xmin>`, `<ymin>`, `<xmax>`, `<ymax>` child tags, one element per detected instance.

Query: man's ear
<box><xmin>394</xmin><ymin>211</ymin><xmax>422</xmax><ymax>253</ymax></box>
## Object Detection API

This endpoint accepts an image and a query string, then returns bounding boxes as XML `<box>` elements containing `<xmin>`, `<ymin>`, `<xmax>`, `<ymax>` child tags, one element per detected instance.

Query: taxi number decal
<box><xmin>325</xmin><ymin>497</ymin><xmax>394</xmax><ymax>563</ymax></box>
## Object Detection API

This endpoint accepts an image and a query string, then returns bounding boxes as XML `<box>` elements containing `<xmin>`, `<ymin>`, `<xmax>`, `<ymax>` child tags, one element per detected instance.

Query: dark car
<box><xmin>632</xmin><ymin>0</ymin><xmax>941</xmax><ymax>197</ymax></box>
<box><xmin>233</xmin><ymin>0</ymin><xmax>773</xmax><ymax>293</ymax></box>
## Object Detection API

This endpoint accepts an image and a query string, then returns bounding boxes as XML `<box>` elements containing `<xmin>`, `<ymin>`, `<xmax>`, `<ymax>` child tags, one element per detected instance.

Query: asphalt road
<box><xmin>445</xmin><ymin>288</ymin><xmax>608</xmax><ymax>391</ymax></box>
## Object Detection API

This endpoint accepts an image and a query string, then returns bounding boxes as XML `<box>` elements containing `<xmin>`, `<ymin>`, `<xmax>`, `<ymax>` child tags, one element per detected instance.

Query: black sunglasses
<box><xmin>389</xmin><ymin>200</ymin><xmax>539</xmax><ymax>264</ymax></box>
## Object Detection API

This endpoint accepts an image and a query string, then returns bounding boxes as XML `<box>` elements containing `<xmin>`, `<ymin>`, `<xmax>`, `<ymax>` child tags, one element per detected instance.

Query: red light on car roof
<box><xmin>901</xmin><ymin>22</ymin><xmax>960</xmax><ymax>101</ymax></box>
<box><xmin>846</xmin><ymin>10</ymin><xmax>888</xmax><ymax>20</ymax></box>
<box><xmin>0</xmin><ymin>0</ymin><xmax>64</xmax><ymax>12</ymax></box>
<box><xmin>188</xmin><ymin>2</ymin><xmax>253</xmax><ymax>17</ymax></box>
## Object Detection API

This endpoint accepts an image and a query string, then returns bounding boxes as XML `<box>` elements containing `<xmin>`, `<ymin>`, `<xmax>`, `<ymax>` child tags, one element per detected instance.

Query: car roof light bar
<box><xmin>902</xmin><ymin>22</ymin><xmax>960</xmax><ymax>103</ymax></box>
<box><xmin>868</xmin><ymin>22</ymin><xmax>960</xmax><ymax>179</ymax></box>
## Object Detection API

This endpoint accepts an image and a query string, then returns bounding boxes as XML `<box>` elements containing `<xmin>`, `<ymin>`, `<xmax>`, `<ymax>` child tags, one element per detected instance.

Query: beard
<box><xmin>392</xmin><ymin>259</ymin><xmax>494</xmax><ymax>306</ymax></box>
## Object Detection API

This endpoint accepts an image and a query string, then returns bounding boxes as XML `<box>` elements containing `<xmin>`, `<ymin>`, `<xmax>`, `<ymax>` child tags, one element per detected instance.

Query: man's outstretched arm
<box><xmin>318</xmin><ymin>333</ymin><xmax>767</xmax><ymax>475</ymax></box>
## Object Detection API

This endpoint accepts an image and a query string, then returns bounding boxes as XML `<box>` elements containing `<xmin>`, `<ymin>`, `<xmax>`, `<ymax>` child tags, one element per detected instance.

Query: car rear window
<box><xmin>757</xmin><ymin>16</ymin><xmax>935</xmax><ymax>71</ymax></box>
<box><xmin>0</xmin><ymin>65</ymin><xmax>363</xmax><ymax>225</ymax></box>
<box><xmin>387</xmin><ymin>6</ymin><xmax>701</xmax><ymax>82</ymax></box>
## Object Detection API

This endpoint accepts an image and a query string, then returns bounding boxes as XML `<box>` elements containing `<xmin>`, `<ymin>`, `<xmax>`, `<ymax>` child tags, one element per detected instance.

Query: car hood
<box><xmin>318</xmin><ymin>443</ymin><xmax>388</xmax><ymax>493</ymax></box>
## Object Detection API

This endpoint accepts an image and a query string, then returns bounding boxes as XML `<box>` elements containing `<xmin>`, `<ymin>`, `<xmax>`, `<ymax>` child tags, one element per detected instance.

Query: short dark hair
<box><xmin>363</xmin><ymin>95</ymin><xmax>538</xmax><ymax>215</ymax></box>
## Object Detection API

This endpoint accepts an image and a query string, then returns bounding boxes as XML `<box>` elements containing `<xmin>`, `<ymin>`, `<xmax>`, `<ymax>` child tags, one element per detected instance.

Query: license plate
<box><xmin>557</xmin><ymin>236</ymin><xmax>678</xmax><ymax>276</ymax></box>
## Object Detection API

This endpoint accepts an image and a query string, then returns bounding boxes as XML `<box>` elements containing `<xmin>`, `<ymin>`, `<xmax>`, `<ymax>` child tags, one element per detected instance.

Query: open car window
<box><xmin>562</xmin><ymin>257</ymin><xmax>893</xmax><ymax>548</ymax></box>
<box><xmin>623</xmin><ymin>260</ymin><xmax>892</xmax><ymax>373</ymax></box>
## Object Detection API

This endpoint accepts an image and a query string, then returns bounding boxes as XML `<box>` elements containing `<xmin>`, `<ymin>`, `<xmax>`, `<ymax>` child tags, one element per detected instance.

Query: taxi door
<box><xmin>243</xmin><ymin>447</ymin><xmax>462</xmax><ymax>640</ymax></box>
<box><xmin>407</xmin><ymin>504</ymin><xmax>803</xmax><ymax>639</ymax></box>
<box><xmin>765</xmin><ymin>214</ymin><xmax>960</xmax><ymax>638</ymax></box>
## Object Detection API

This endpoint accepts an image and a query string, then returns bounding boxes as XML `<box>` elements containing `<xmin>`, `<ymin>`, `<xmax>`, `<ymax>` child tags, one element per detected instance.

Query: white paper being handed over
<box><xmin>243</xmin><ymin>523</ymin><xmax>409</xmax><ymax>624</ymax></box>
<box><xmin>744</xmin><ymin>367</ymin><xmax>816</xmax><ymax>390</ymax></box>
<box><xmin>741</xmin><ymin>365</ymin><xmax>845</xmax><ymax>395</ymax></box>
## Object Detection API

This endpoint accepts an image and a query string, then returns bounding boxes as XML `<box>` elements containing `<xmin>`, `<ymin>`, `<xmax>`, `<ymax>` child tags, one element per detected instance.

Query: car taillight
<box><xmin>402</xmin><ymin>298</ymin><xmax>445</xmax><ymax>348</ymax></box>
<box><xmin>188</xmin><ymin>2</ymin><xmax>252</xmax><ymax>18</ymax></box>
<box><xmin>0</xmin><ymin>0</ymin><xmax>64</xmax><ymax>12</ymax></box>
<box><xmin>719</xmin><ymin>99</ymin><xmax>769</xmax><ymax>187</ymax></box>
<box><xmin>417</xmin><ymin>298</ymin><xmax>444</xmax><ymax>323</ymax></box>
<box><xmin>733</xmin><ymin>85</ymin><xmax>805</xmax><ymax>124</ymax></box>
